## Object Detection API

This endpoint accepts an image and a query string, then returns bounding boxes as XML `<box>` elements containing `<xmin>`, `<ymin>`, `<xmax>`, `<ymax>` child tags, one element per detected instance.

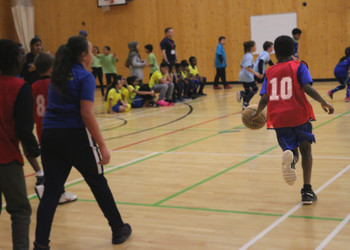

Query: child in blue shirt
<box><xmin>253</xmin><ymin>41</ymin><xmax>274</xmax><ymax>83</ymax></box>
<box><xmin>328</xmin><ymin>47</ymin><xmax>350</xmax><ymax>101</ymax></box>
<box><xmin>236</xmin><ymin>41</ymin><xmax>263</xmax><ymax>108</ymax></box>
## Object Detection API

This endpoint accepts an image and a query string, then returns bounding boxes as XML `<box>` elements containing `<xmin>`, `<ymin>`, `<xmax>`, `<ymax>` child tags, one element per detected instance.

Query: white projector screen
<box><xmin>250</xmin><ymin>12</ymin><xmax>297</xmax><ymax>54</ymax></box>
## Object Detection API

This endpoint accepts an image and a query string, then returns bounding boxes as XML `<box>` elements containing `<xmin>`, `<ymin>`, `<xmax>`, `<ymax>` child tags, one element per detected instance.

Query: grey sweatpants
<box><xmin>152</xmin><ymin>82</ymin><xmax>174</xmax><ymax>101</ymax></box>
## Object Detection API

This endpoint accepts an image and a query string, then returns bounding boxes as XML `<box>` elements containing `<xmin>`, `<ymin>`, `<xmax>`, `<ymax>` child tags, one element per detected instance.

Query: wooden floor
<box><xmin>1</xmin><ymin>82</ymin><xmax>350</xmax><ymax>250</ymax></box>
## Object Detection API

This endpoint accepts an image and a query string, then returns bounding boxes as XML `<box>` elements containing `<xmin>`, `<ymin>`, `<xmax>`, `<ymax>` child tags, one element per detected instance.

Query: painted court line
<box><xmin>111</xmin><ymin>111</ymin><xmax>241</xmax><ymax>151</ymax></box>
<box><xmin>77</xmin><ymin>198</ymin><xmax>344</xmax><ymax>222</ymax></box>
<box><xmin>2</xmin><ymin>153</ymin><xmax>158</xmax><ymax>209</ymax></box>
<box><xmin>239</xmin><ymin>164</ymin><xmax>350</xmax><ymax>250</ymax></box>
<box><xmin>315</xmin><ymin>213</ymin><xmax>350</xmax><ymax>250</ymax></box>
<box><xmin>113</xmin><ymin>150</ymin><xmax>350</xmax><ymax>160</ymax></box>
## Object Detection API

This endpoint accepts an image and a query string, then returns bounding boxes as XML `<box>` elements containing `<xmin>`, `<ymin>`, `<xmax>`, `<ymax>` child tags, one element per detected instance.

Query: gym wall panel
<box><xmin>30</xmin><ymin>0</ymin><xmax>350</xmax><ymax>81</ymax></box>
<box><xmin>0</xmin><ymin>0</ymin><xmax>17</xmax><ymax>41</ymax></box>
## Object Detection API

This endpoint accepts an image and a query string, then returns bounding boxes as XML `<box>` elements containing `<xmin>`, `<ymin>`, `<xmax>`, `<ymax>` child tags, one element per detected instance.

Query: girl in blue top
<box><xmin>33</xmin><ymin>36</ymin><xmax>131</xmax><ymax>250</ymax></box>
<box><xmin>328</xmin><ymin>47</ymin><xmax>350</xmax><ymax>102</ymax></box>
<box><xmin>236</xmin><ymin>41</ymin><xmax>263</xmax><ymax>108</ymax></box>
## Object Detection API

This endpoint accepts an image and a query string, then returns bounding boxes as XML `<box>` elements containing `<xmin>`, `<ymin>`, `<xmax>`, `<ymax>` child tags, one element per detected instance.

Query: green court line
<box><xmin>77</xmin><ymin>198</ymin><xmax>343</xmax><ymax>222</ymax></box>
<box><xmin>63</xmin><ymin>133</ymin><xmax>221</xmax><ymax>189</ymax></box>
<box><xmin>153</xmin><ymin>110</ymin><xmax>350</xmax><ymax>206</ymax></box>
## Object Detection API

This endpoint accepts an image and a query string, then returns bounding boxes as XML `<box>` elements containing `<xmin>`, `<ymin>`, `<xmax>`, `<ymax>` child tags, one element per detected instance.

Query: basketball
<box><xmin>241</xmin><ymin>104</ymin><xmax>267</xmax><ymax>129</ymax></box>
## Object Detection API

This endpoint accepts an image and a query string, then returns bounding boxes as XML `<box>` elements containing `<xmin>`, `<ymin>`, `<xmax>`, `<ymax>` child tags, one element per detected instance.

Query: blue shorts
<box><xmin>275</xmin><ymin>122</ymin><xmax>315</xmax><ymax>151</ymax></box>
<box><xmin>335</xmin><ymin>76</ymin><xmax>349</xmax><ymax>85</ymax></box>
<box><xmin>131</xmin><ymin>95</ymin><xmax>145</xmax><ymax>108</ymax></box>
<box><xmin>112</xmin><ymin>101</ymin><xmax>122</xmax><ymax>112</ymax></box>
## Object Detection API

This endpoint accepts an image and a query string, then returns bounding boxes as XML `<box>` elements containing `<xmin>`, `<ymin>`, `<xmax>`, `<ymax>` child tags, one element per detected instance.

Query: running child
<box><xmin>251</xmin><ymin>35</ymin><xmax>334</xmax><ymax>204</ymax></box>
<box><xmin>237</xmin><ymin>41</ymin><xmax>263</xmax><ymax>108</ymax></box>
<box><xmin>253</xmin><ymin>41</ymin><xmax>274</xmax><ymax>83</ymax></box>
<box><xmin>327</xmin><ymin>47</ymin><xmax>350</xmax><ymax>101</ymax></box>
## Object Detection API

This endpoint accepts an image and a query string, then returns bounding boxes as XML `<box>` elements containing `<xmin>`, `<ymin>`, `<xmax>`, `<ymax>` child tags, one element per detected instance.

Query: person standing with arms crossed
<box><xmin>33</xmin><ymin>36</ymin><xmax>131</xmax><ymax>249</ymax></box>
<box><xmin>160</xmin><ymin>27</ymin><xmax>178</xmax><ymax>65</ymax></box>
<box><xmin>214</xmin><ymin>36</ymin><xmax>231</xmax><ymax>89</ymax></box>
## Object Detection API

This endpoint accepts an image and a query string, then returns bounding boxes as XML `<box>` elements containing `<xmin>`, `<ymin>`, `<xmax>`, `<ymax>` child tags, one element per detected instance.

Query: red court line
<box><xmin>25</xmin><ymin>111</ymin><xmax>241</xmax><ymax>178</ymax></box>
<box><xmin>25</xmin><ymin>172</ymin><xmax>36</xmax><ymax>178</ymax></box>
<box><xmin>111</xmin><ymin>111</ymin><xmax>241</xmax><ymax>151</ymax></box>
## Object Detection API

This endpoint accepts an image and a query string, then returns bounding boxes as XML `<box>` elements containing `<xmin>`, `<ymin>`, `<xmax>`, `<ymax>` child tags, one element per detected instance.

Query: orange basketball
<box><xmin>241</xmin><ymin>104</ymin><xmax>267</xmax><ymax>129</ymax></box>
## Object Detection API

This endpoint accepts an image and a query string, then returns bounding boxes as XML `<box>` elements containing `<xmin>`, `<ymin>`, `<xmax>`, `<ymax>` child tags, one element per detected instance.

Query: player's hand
<box><xmin>321</xmin><ymin>102</ymin><xmax>334</xmax><ymax>114</ymax></box>
<box><xmin>29</xmin><ymin>64</ymin><xmax>36</xmax><ymax>72</ymax></box>
<box><xmin>257</xmin><ymin>73</ymin><xmax>264</xmax><ymax>79</ymax></box>
<box><xmin>247</xmin><ymin>111</ymin><xmax>260</xmax><ymax>121</ymax></box>
<box><xmin>150</xmin><ymin>90</ymin><xmax>155</xmax><ymax>96</ymax></box>
<box><xmin>99</xmin><ymin>145</ymin><xmax>110</xmax><ymax>165</ymax></box>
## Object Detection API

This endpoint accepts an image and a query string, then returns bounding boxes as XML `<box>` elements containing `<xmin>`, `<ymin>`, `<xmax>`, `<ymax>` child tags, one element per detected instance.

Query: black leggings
<box><xmin>242</xmin><ymin>81</ymin><xmax>258</xmax><ymax>104</ymax></box>
<box><xmin>174</xmin><ymin>81</ymin><xmax>184</xmax><ymax>100</ymax></box>
<box><xmin>35</xmin><ymin>128</ymin><xmax>124</xmax><ymax>247</ymax></box>
<box><xmin>105</xmin><ymin>73</ymin><xmax>118</xmax><ymax>85</ymax></box>
<box><xmin>92</xmin><ymin>67</ymin><xmax>104</xmax><ymax>95</ymax></box>
<box><xmin>214</xmin><ymin>67</ymin><xmax>227</xmax><ymax>87</ymax></box>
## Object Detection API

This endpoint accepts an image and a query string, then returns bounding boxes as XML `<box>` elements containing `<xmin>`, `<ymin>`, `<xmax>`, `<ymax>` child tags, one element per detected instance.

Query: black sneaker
<box><xmin>198</xmin><ymin>92</ymin><xmax>207</xmax><ymax>96</ymax></box>
<box><xmin>112</xmin><ymin>223</ymin><xmax>132</xmax><ymax>244</ymax></box>
<box><xmin>36</xmin><ymin>175</ymin><xmax>45</xmax><ymax>186</ymax></box>
<box><xmin>33</xmin><ymin>242</ymin><xmax>50</xmax><ymax>250</ymax></box>
<box><xmin>301</xmin><ymin>188</ymin><xmax>317</xmax><ymax>205</ymax></box>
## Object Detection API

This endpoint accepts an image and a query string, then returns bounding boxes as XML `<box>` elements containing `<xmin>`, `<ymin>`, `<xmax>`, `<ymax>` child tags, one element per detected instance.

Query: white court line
<box><xmin>315</xmin><ymin>213</ymin><xmax>350</xmax><ymax>250</ymax></box>
<box><xmin>112</xmin><ymin>150</ymin><xmax>350</xmax><ymax>160</ymax></box>
<box><xmin>239</xmin><ymin>164</ymin><xmax>350</xmax><ymax>250</ymax></box>
<box><xmin>1</xmin><ymin>153</ymin><xmax>158</xmax><ymax>208</ymax></box>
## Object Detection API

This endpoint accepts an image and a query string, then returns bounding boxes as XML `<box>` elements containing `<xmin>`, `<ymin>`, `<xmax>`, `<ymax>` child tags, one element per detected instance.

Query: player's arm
<box><xmin>258</xmin><ymin>59</ymin><xmax>264</xmax><ymax>74</ymax></box>
<box><xmin>159</xmin><ymin>72</ymin><xmax>169</xmax><ymax>83</ymax></box>
<box><xmin>135</xmin><ymin>89</ymin><xmax>155</xmax><ymax>96</ymax></box>
<box><xmin>268</xmin><ymin>60</ymin><xmax>274</xmax><ymax>66</ymax></box>
<box><xmin>303</xmin><ymin>84</ymin><xmax>334</xmax><ymax>114</ymax></box>
<box><xmin>14</xmin><ymin>83</ymin><xmax>40</xmax><ymax>158</ymax></box>
<box><xmin>245</xmin><ymin>66</ymin><xmax>263</xmax><ymax>79</ymax></box>
<box><xmin>251</xmin><ymin>94</ymin><xmax>268</xmax><ymax>120</ymax></box>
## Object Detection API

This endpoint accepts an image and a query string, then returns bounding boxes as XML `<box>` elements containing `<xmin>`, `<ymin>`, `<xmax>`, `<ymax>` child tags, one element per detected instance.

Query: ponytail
<box><xmin>243</xmin><ymin>40</ymin><xmax>255</xmax><ymax>53</ymax></box>
<box><xmin>51</xmin><ymin>36</ymin><xmax>89</xmax><ymax>94</ymax></box>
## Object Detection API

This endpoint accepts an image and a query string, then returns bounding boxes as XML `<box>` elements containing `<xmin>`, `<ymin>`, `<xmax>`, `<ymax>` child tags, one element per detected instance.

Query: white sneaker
<box><xmin>59</xmin><ymin>192</ymin><xmax>78</xmax><ymax>205</ymax></box>
<box><xmin>282</xmin><ymin>150</ymin><xmax>297</xmax><ymax>185</ymax></box>
<box><xmin>35</xmin><ymin>184</ymin><xmax>45</xmax><ymax>200</ymax></box>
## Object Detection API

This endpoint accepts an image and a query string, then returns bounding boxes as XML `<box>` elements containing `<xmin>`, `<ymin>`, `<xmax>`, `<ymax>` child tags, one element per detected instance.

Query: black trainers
<box><xmin>112</xmin><ymin>223</ymin><xmax>132</xmax><ymax>244</ymax></box>
<box><xmin>36</xmin><ymin>175</ymin><xmax>45</xmax><ymax>186</ymax></box>
<box><xmin>301</xmin><ymin>188</ymin><xmax>317</xmax><ymax>205</ymax></box>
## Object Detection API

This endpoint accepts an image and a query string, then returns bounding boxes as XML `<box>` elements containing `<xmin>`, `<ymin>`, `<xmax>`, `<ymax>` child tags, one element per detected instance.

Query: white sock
<box><xmin>36</xmin><ymin>170</ymin><xmax>44</xmax><ymax>177</ymax></box>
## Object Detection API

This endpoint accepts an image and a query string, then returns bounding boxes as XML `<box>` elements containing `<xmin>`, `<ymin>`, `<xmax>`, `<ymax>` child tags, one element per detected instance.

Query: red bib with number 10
<box><xmin>265</xmin><ymin>60</ymin><xmax>315</xmax><ymax>129</ymax></box>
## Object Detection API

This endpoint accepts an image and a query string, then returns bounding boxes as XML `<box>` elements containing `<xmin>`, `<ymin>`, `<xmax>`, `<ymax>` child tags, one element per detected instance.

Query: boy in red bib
<box><xmin>252</xmin><ymin>36</ymin><xmax>334</xmax><ymax>204</ymax></box>
<box><xmin>31</xmin><ymin>52</ymin><xmax>78</xmax><ymax>204</ymax></box>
